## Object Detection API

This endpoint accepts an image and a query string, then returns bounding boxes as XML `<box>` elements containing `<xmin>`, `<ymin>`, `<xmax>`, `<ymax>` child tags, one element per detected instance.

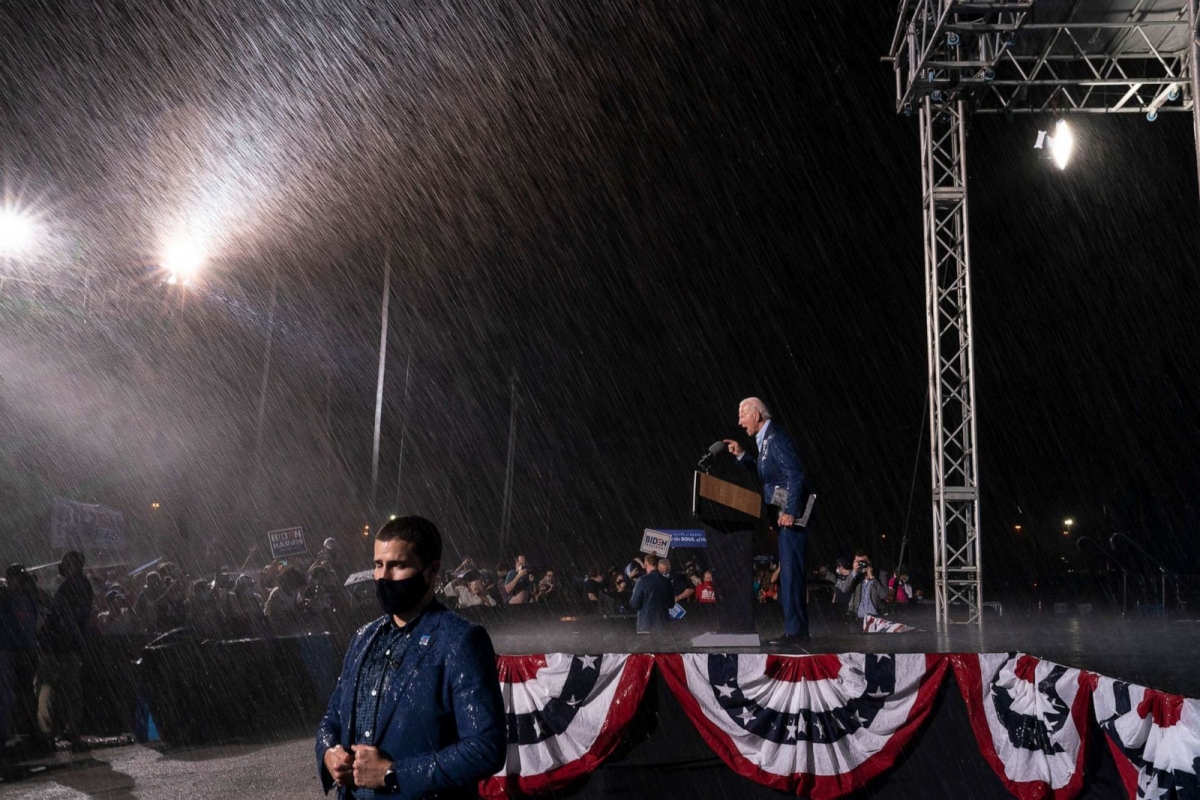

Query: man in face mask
<box><xmin>316</xmin><ymin>515</ymin><xmax>505</xmax><ymax>799</ymax></box>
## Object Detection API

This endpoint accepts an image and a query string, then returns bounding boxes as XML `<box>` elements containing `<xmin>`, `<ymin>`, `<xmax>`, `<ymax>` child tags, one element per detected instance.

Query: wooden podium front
<box><xmin>692</xmin><ymin>471</ymin><xmax>761</xmax><ymax>646</ymax></box>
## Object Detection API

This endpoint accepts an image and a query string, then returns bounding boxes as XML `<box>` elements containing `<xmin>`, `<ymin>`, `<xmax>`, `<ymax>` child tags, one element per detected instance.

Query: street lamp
<box><xmin>0</xmin><ymin>206</ymin><xmax>35</xmax><ymax>255</ymax></box>
<box><xmin>1063</xmin><ymin>518</ymin><xmax>1074</xmax><ymax>536</ymax></box>
<box><xmin>162</xmin><ymin>238</ymin><xmax>205</xmax><ymax>285</ymax></box>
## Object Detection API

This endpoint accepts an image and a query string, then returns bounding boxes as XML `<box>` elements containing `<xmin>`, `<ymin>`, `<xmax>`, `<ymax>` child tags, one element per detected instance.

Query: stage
<box><xmin>483</xmin><ymin>602</ymin><xmax>1200</xmax><ymax>699</ymax></box>
<box><xmin>5</xmin><ymin>603</ymin><xmax>1198</xmax><ymax>798</ymax></box>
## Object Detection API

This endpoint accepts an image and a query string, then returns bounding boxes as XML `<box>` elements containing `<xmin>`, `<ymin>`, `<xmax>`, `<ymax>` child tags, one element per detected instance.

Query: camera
<box><xmin>856</xmin><ymin>559</ymin><xmax>869</xmax><ymax>571</ymax></box>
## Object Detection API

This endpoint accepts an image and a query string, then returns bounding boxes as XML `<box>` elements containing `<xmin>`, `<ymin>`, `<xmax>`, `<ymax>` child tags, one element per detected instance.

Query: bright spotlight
<box><xmin>1034</xmin><ymin>119</ymin><xmax>1073</xmax><ymax>170</ymax></box>
<box><xmin>162</xmin><ymin>239</ymin><xmax>205</xmax><ymax>284</ymax></box>
<box><xmin>0</xmin><ymin>207</ymin><xmax>35</xmax><ymax>255</ymax></box>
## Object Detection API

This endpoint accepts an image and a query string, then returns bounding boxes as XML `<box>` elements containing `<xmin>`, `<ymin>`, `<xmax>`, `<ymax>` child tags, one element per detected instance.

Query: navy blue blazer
<box><xmin>628</xmin><ymin>571</ymin><xmax>673</xmax><ymax>632</ymax></box>
<box><xmin>315</xmin><ymin>600</ymin><xmax>506</xmax><ymax>799</ymax></box>
<box><xmin>740</xmin><ymin>421</ymin><xmax>808</xmax><ymax>523</ymax></box>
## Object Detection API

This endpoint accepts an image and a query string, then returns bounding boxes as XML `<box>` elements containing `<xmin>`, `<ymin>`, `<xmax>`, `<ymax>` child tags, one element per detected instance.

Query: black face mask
<box><xmin>375</xmin><ymin>572</ymin><xmax>429</xmax><ymax>617</ymax></box>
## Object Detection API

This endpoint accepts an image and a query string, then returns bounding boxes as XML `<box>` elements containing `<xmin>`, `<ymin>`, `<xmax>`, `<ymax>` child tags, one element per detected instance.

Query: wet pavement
<box><xmin>0</xmin><ymin>731</ymin><xmax>317</xmax><ymax>799</ymax></box>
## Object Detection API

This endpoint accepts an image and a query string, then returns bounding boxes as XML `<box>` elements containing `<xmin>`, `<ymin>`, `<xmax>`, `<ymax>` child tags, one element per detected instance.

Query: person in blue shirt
<box><xmin>316</xmin><ymin>516</ymin><xmax>505</xmax><ymax>798</ymax></box>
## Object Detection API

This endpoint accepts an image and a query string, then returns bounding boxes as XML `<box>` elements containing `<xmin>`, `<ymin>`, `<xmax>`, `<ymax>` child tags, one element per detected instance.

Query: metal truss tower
<box><xmin>888</xmin><ymin>0</ymin><xmax>1199</xmax><ymax>628</ymax></box>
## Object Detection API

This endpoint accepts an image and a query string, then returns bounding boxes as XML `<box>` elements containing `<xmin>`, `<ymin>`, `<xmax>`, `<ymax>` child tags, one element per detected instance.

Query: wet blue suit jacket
<box><xmin>629</xmin><ymin>571</ymin><xmax>673</xmax><ymax>632</ymax></box>
<box><xmin>315</xmin><ymin>601</ymin><xmax>506</xmax><ymax>799</ymax></box>
<box><xmin>740</xmin><ymin>422</ymin><xmax>807</xmax><ymax>522</ymax></box>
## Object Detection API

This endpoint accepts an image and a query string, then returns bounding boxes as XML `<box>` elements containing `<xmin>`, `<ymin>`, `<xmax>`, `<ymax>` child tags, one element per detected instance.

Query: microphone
<box><xmin>697</xmin><ymin>440</ymin><xmax>727</xmax><ymax>471</ymax></box>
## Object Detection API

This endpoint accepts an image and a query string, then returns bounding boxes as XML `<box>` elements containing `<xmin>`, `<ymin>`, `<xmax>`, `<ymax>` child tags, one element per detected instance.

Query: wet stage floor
<box><xmin>484</xmin><ymin>602</ymin><xmax>1200</xmax><ymax>698</ymax></box>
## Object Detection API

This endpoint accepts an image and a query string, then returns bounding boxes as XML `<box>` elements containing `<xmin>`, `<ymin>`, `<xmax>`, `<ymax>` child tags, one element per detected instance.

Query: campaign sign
<box><xmin>663</xmin><ymin>529</ymin><xmax>707</xmax><ymax>549</ymax></box>
<box><xmin>267</xmin><ymin>526</ymin><xmax>307</xmax><ymax>559</ymax></box>
<box><xmin>640</xmin><ymin>529</ymin><xmax>673</xmax><ymax>558</ymax></box>
<box><xmin>51</xmin><ymin>497</ymin><xmax>126</xmax><ymax>551</ymax></box>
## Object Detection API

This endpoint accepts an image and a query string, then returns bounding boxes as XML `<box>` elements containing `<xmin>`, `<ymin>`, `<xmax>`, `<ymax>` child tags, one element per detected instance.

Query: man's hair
<box><xmin>61</xmin><ymin>550</ymin><xmax>86</xmax><ymax>573</ymax></box>
<box><xmin>376</xmin><ymin>516</ymin><xmax>443</xmax><ymax>567</ymax></box>
<box><xmin>740</xmin><ymin>397</ymin><xmax>772</xmax><ymax>420</ymax></box>
<box><xmin>642</xmin><ymin>553</ymin><xmax>659</xmax><ymax>568</ymax></box>
<box><xmin>659</xmin><ymin>558</ymin><xmax>672</xmax><ymax>569</ymax></box>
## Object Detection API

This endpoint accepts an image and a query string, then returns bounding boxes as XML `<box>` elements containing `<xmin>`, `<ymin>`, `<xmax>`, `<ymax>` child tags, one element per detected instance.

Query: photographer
<box><xmin>842</xmin><ymin>549</ymin><xmax>888</xmax><ymax>621</ymax></box>
<box><xmin>442</xmin><ymin>571</ymin><xmax>498</xmax><ymax>609</ymax></box>
<box><xmin>504</xmin><ymin>555</ymin><xmax>536</xmax><ymax>605</ymax></box>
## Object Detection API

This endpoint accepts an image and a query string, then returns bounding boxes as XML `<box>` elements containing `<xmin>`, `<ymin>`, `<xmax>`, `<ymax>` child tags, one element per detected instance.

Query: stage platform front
<box><xmin>471</xmin><ymin>605</ymin><xmax>1200</xmax><ymax>798</ymax></box>
<box><xmin>483</xmin><ymin>602</ymin><xmax>1200</xmax><ymax>698</ymax></box>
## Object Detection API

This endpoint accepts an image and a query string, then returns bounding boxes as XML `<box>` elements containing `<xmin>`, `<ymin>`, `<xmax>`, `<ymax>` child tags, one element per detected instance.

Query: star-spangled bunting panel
<box><xmin>1092</xmin><ymin>674</ymin><xmax>1200</xmax><ymax>799</ymax></box>
<box><xmin>951</xmin><ymin>653</ymin><xmax>1094</xmax><ymax>800</ymax></box>
<box><xmin>478</xmin><ymin>653</ymin><xmax>654</xmax><ymax>799</ymax></box>
<box><xmin>656</xmin><ymin>652</ymin><xmax>949</xmax><ymax>798</ymax></box>
<box><xmin>862</xmin><ymin>614</ymin><xmax>917</xmax><ymax>633</ymax></box>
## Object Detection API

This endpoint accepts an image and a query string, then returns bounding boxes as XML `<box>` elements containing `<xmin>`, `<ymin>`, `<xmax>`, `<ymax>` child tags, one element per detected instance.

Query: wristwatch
<box><xmin>383</xmin><ymin>768</ymin><xmax>399</xmax><ymax>792</ymax></box>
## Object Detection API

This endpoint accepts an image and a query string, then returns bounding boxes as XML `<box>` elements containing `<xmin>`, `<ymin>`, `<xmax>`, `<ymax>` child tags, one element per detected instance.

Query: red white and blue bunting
<box><xmin>475</xmin><ymin>652</ymin><xmax>1200</xmax><ymax>798</ymax></box>
<box><xmin>479</xmin><ymin>653</ymin><xmax>654</xmax><ymax>799</ymax></box>
<box><xmin>952</xmin><ymin>653</ymin><xmax>1093</xmax><ymax>800</ymax></box>
<box><xmin>1093</xmin><ymin>675</ymin><xmax>1200</xmax><ymax>799</ymax></box>
<box><xmin>657</xmin><ymin>652</ymin><xmax>948</xmax><ymax>798</ymax></box>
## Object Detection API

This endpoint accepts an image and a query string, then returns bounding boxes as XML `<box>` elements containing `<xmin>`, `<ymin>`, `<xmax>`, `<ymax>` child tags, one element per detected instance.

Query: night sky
<box><xmin>1</xmin><ymin>2</ymin><xmax>1197</xmax><ymax>590</ymax></box>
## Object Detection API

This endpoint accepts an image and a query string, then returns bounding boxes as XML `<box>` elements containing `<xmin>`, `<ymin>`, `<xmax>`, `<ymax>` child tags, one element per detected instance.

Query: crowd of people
<box><xmin>0</xmin><ymin>539</ymin><xmax>366</xmax><ymax>752</ymax></box>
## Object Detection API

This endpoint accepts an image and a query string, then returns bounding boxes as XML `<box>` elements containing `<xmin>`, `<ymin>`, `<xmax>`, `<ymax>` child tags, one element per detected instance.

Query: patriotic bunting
<box><xmin>657</xmin><ymin>652</ymin><xmax>949</xmax><ymax>798</ymax></box>
<box><xmin>862</xmin><ymin>614</ymin><xmax>917</xmax><ymax>633</ymax></box>
<box><xmin>1093</xmin><ymin>675</ymin><xmax>1200</xmax><ymax>799</ymax></box>
<box><xmin>479</xmin><ymin>653</ymin><xmax>654</xmax><ymax>799</ymax></box>
<box><xmin>952</xmin><ymin>653</ymin><xmax>1093</xmax><ymax>800</ymax></box>
<box><xmin>473</xmin><ymin>652</ymin><xmax>1199</xmax><ymax>799</ymax></box>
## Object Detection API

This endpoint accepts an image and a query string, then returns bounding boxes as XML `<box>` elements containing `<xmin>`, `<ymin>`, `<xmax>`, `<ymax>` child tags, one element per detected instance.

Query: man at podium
<box><xmin>724</xmin><ymin>397</ymin><xmax>811</xmax><ymax>646</ymax></box>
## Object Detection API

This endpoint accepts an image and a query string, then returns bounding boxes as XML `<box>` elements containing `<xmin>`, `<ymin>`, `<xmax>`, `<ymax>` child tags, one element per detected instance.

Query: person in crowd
<box><xmin>316</xmin><ymin>515</ymin><xmax>505</xmax><ymax>798</ymax></box>
<box><xmin>725</xmin><ymin>396</ymin><xmax>812</xmax><ymax>647</ymax></box>
<box><xmin>187</xmin><ymin>579</ymin><xmax>223</xmax><ymax>638</ymax></box>
<box><xmin>696</xmin><ymin>570</ymin><xmax>717</xmax><ymax>604</ymax></box>
<box><xmin>658</xmin><ymin>558</ymin><xmax>694</xmax><ymax>604</ymax></box>
<box><xmin>36</xmin><ymin>551</ymin><xmax>93</xmax><ymax>751</ymax></box>
<box><xmin>303</xmin><ymin>565</ymin><xmax>342</xmax><ymax>630</ymax></box>
<box><xmin>889</xmin><ymin>566</ymin><xmax>914</xmax><ymax>606</ymax></box>
<box><xmin>155</xmin><ymin>575</ymin><xmax>187</xmax><ymax>631</ymax></box>
<box><xmin>534</xmin><ymin>570</ymin><xmax>557</xmax><ymax>604</ymax></box>
<box><xmin>583</xmin><ymin>568</ymin><xmax>606</xmax><ymax>606</ymax></box>
<box><xmin>313</xmin><ymin>537</ymin><xmax>346</xmax><ymax>582</ymax></box>
<box><xmin>264</xmin><ymin>567</ymin><xmax>307</xmax><ymax>635</ymax></box>
<box><xmin>832</xmin><ymin>558</ymin><xmax>854</xmax><ymax>607</ymax></box>
<box><xmin>1</xmin><ymin>565</ymin><xmax>41</xmax><ymax>746</ymax></box>
<box><xmin>95</xmin><ymin>590</ymin><xmax>135</xmax><ymax>636</ymax></box>
<box><xmin>441</xmin><ymin>570</ymin><xmax>498</xmax><ymax>609</ymax></box>
<box><xmin>843</xmin><ymin>550</ymin><xmax>888</xmax><ymax>622</ymax></box>
<box><xmin>134</xmin><ymin>571</ymin><xmax>164</xmax><ymax>632</ymax></box>
<box><xmin>629</xmin><ymin>553</ymin><xmax>672</xmax><ymax>634</ymax></box>
<box><xmin>227</xmin><ymin>575</ymin><xmax>267</xmax><ymax>638</ymax></box>
<box><xmin>504</xmin><ymin>555</ymin><xmax>536</xmax><ymax>605</ymax></box>
<box><xmin>492</xmin><ymin>561</ymin><xmax>511</xmax><ymax>605</ymax></box>
<box><xmin>605</xmin><ymin>571</ymin><xmax>634</xmax><ymax>614</ymax></box>
<box><xmin>758</xmin><ymin>563</ymin><xmax>780</xmax><ymax>604</ymax></box>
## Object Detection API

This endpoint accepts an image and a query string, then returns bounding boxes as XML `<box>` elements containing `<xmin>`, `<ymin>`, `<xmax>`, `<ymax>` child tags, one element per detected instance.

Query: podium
<box><xmin>690</xmin><ymin>471</ymin><xmax>762</xmax><ymax>647</ymax></box>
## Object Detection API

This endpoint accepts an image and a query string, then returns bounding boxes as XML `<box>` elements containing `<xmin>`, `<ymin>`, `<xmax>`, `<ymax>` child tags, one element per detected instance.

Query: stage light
<box><xmin>0</xmin><ymin>206</ymin><xmax>35</xmax><ymax>254</ymax></box>
<box><xmin>1034</xmin><ymin>119</ymin><xmax>1073</xmax><ymax>170</ymax></box>
<box><xmin>162</xmin><ymin>238</ymin><xmax>205</xmax><ymax>285</ymax></box>
<box><xmin>1146</xmin><ymin>83</ymin><xmax>1181</xmax><ymax>122</ymax></box>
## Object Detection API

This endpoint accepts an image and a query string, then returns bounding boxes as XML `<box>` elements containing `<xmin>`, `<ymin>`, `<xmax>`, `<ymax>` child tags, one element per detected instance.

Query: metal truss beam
<box><xmin>890</xmin><ymin>1</ymin><xmax>1194</xmax><ymax>116</ymax></box>
<box><xmin>890</xmin><ymin>1</ymin><xmax>1200</xmax><ymax>627</ymax></box>
<box><xmin>919</xmin><ymin>96</ymin><xmax>982</xmax><ymax>627</ymax></box>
